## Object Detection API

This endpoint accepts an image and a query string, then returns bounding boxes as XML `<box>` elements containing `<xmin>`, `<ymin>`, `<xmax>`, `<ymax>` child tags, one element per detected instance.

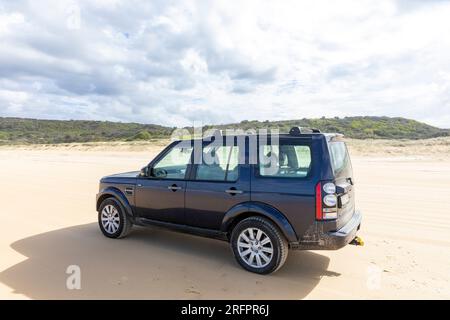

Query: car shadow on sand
<box><xmin>0</xmin><ymin>223</ymin><xmax>340</xmax><ymax>299</ymax></box>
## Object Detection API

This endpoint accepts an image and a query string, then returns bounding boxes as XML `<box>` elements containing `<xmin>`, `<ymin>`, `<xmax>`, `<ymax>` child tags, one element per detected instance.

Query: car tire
<box><xmin>98</xmin><ymin>198</ymin><xmax>132</xmax><ymax>239</ymax></box>
<box><xmin>231</xmin><ymin>216</ymin><xmax>288</xmax><ymax>274</ymax></box>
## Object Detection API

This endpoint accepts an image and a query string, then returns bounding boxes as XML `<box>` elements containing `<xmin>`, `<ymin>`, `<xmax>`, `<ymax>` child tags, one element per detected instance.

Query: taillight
<box><xmin>316</xmin><ymin>181</ymin><xmax>338</xmax><ymax>220</ymax></box>
<box><xmin>315</xmin><ymin>182</ymin><xmax>323</xmax><ymax>220</ymax></box>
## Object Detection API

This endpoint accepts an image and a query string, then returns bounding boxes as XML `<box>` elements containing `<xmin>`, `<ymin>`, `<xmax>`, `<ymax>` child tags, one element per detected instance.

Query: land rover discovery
<box><xmin>96</xmin><ymin>127</ymin><xmax>362</xmax><ymax>274</ymax></box>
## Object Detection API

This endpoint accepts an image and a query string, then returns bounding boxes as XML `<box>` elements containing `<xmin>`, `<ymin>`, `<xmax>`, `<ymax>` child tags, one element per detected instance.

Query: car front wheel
<box><xmin>98</xmin><ymin>198</ymin><xmax>132</xmax><ymax>239</ymax></box>
<box><xmin>231</xmin><ymin>216</ymin><xmax>288</xmax><ymax>274</ymax></box>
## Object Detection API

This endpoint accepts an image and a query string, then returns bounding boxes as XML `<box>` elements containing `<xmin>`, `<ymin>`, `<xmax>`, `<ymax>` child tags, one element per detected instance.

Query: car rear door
<box><xmin>250</xmin><ymin>137</ymin><xmax>316</xmax><ymax>239</ymax></box>
<box><xmin>327</xmin><ymin>139</ymin><xmax>355</xmax><ymax>229</ymax></box>
<box><xmin>184</xmin><ymin>138</ymin><xmax>250</xmax><ymax>230</ymax></box>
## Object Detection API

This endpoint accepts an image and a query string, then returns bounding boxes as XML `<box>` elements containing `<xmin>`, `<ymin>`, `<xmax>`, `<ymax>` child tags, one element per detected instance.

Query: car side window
<box><xmin>151</xmin><ymin>143</ymin><xmax>193</xmax><ymax>179</ymax></box>
<box><xmin>195</xmin><ymin>145</ymin><xmax>240</xmax><ymax>181</ymax></box>
<box><xmin>259</xmin><ymin>142</ymin><xmax>311</xmax><ymax>178</ymax></box>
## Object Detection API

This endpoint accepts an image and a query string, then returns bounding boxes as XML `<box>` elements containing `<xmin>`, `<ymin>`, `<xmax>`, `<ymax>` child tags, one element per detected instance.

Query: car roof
<box><xmin>176</xmin><ymin>132</ymin><xmax>343</xmax><ymax>144</ymax></box>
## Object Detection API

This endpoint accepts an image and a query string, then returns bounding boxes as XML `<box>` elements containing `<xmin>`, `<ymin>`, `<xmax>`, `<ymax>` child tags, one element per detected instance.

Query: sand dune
<box><xmin>0</xmin><ymin>145</ymin><xmax>449</xmax><ymax>299</ymax></box>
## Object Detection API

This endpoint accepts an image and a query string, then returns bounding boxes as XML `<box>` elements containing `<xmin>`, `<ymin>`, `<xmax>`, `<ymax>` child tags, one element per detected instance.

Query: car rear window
<box><xmin>259</xmin><ymin>142</ymin><xmax>311</xmax><ymax>178</ymax></box>
<box><xmin>328</xmin><ymin>141</ymin><xmax>351</xmax><ymax>176</ymax></box>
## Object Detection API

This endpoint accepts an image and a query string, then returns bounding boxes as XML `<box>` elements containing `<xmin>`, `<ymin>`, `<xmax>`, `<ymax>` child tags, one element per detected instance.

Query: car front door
<box><xmin>135</xmin><ymin>141</ymin><xmax>193</xmax><ymax>224</ymax></box>
<box><xmin>185</xmin><ymin>139</ymin><xmax>250</xmax><ymax>230</ymax></box>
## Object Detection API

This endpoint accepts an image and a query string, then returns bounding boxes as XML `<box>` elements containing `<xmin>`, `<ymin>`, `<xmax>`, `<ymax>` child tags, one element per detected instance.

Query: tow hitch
<box><xmin>350</xmin><ymin>236</ymin><xmax>364</xmax><ymax>246</ymax></box>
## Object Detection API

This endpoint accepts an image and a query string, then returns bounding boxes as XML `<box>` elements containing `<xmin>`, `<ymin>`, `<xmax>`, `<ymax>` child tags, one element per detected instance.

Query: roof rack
<box><xmin>289</xmin><ymin>126</ymin><xmax>321</xmax><ymax>136</ymax></box>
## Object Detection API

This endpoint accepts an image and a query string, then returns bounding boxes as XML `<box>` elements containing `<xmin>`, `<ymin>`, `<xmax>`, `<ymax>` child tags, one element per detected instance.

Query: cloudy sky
<box><xmin>1</xmin><ymin>0</ymin><xmax>450</xmax><ymax>128</ymax></box>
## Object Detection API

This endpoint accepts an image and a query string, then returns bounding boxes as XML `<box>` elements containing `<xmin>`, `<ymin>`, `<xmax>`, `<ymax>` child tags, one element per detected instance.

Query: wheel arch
<box><xmin>221</xmin><ymin>202</ymin><xmax>298</xmax><ymax>243</ymax></box>
<box><xmin>96</xmin><ymin>187</ymin><xmax>135</xmax><ymax>220</ymax></box>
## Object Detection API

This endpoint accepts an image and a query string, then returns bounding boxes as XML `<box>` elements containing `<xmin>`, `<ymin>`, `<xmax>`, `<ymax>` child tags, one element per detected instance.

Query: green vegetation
<box><xmin>0</xmin><ymin>116</ymin><xmax>448</xmax><ymax>145</ymax></box>
<box><xmin>126</xmin><ymin>130</ymin><xmax>152</xmax><ymax>141</ymax></box>
<box><xmin>209</xmin><ymin>116</ymin><xmax>449</xmax><ymax>140</ymax></box>
<box><xmin>0</xmin><ymin>117</ymin><xmax>173</xmax><ymax>144</ymax></box>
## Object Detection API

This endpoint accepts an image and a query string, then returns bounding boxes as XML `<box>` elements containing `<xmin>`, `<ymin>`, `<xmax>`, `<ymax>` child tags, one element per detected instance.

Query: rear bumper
<box><xmin>325</xmin><ymin>210</ymin><xmax>362</xmax><ymax>249</ymax></box>
<box><xmin>291</xmin><ymin>210</ymin><xmax>362</xmax><ymax>250</ymax></box>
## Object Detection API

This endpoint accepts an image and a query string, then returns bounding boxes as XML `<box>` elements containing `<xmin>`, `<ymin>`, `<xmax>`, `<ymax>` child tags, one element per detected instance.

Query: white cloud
<box><xmin>0</xmin><ymin>12</ymin><xmax>25</xmax><ymax>34</ymax></box>
<box><xmin>0</xmin><ymin>0</ymin><xmax>450</xmax><ymax>127</ymax></box>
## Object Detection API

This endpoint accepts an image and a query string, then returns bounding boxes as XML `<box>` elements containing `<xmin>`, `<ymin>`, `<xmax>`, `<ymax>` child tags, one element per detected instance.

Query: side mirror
<box><xmin>140</xmin><ymin>166</ymin><xmax>149</xmax><ymax>177</ymax></box>
<box><xmin>153</xmin><ymin>168</ymin><xmax>167</xmax><ymax>178</ymax></box>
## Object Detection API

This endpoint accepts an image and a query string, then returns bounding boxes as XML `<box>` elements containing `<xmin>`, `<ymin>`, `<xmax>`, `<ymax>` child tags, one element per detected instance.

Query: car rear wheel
<box><xmin>231</xmin><ymin>216</ymin><xmax>288</xmax><ymax>274</ymax></box>
<box><xmin>98</xmin><ymin>198</ymin><xmax>132</xmax><ymax>239</ymax></box>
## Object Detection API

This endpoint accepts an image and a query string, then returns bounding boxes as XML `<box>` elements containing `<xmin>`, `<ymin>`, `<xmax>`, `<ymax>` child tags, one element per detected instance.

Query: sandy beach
<box><xmin>0</xmin><ymin>141</ymin><xmax>449</xmax><ymax>299</ymax></box>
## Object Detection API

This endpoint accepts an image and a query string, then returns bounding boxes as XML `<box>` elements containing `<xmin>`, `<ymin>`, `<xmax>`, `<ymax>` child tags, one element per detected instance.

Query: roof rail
<box><xmin>289</xmin><ymin>126</ymin><xmax>321</xmax><ymax>136</ymax></box>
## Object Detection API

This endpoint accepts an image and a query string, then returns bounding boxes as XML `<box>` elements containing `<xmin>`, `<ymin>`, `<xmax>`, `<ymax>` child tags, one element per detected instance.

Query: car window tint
<box><xmin>196</xmin><ymin>145</ymin><xmax>240</xmax><ymax>181</ymax></box>
<box><xmin>226</xmin><ymin>146</ymin><xmax>239</xmax><ymax>181</ymax></box>
<box><xmin>152</xmin><ymin>143</ymin><xmax>193</xmax><ymax>179</ymax></box>
<box><xmin>259</xmin><ymin>143</ymin><xmax>311</xmax><ymax>178</ymax></box>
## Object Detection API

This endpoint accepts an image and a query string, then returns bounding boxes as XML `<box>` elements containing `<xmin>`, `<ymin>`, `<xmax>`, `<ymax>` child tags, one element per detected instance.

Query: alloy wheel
<box><xmin>237</xmin><ymin>227</ymin><xmax>274</xmax><ymax>268</ymax></box>
<box><xmin>101</xmin><ymin>204</ymin><xmax>120</xmax><ymax>234</ymax></box>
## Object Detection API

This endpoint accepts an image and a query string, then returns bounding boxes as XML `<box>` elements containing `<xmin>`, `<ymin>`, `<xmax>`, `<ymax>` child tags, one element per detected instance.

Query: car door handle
<box><xmin>168</xmin><ymin>184</ymin><xmax>182</xmax><ymax>191</ymax></box>
<box><xmin>225</xmin><ymin>188</ymin><xmax>243</xmax><ymax>195</ymax></box>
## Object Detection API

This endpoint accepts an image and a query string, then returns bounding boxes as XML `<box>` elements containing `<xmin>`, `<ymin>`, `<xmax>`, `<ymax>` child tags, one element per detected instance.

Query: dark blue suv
<box><xmin>96</xmin><ymin>127</ymin><xmax>362</xmax><ymax>274</ymax></box>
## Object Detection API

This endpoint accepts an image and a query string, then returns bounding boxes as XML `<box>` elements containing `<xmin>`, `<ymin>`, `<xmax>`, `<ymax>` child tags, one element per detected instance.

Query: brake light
<box><xmin>315</xmin><ymin>182</ymin><xmax>323</xmax><ymax>220</ymax></box>
<box><xmin>316</xmin><ymin>181</ymin><xmax>338</xmax><ymax>220</ymax></box>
